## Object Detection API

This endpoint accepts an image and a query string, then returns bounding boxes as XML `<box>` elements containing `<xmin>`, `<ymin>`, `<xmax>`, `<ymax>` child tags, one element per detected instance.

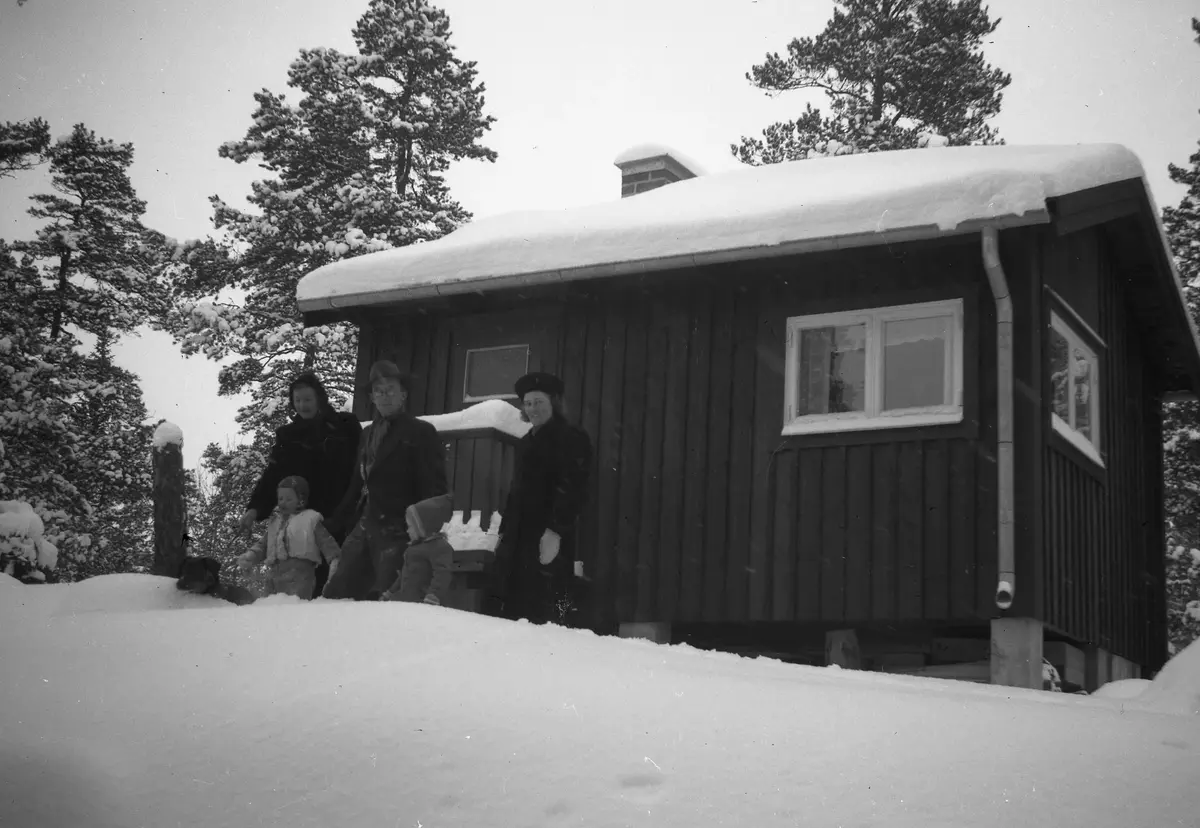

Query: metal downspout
<box><xmin>981</xmin><ymin>227</ymin><xmax>1016</xmax><ymax>610</ymax></box>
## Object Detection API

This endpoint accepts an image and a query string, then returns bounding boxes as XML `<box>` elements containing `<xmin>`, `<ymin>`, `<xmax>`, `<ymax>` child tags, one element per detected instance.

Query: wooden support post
<box><xmin>825</xmin><ymin>629</ymin><xmax>862</xmax><ymax>669</ymax></box>
<box><xmin>619</xmin><ymin>622</ymin><xmax>672</xmax><ymax>644</ymax></box>
<box><xmin>151</xmin><ymin>425</ymin><xmax>187</xmax><ymax>578</ymax></box>
<box><xmin>990</xmin><ymin>618</ymin><xmax>1043</xmax><ymax>689</ymax></box>
<box><xmin>1085</xmin><ymin>646</ymin><xmax>1111</xmax><ymax>692</ymax></box>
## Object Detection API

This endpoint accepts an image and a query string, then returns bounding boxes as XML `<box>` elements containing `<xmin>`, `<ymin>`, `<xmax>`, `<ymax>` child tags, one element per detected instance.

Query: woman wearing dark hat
<box><xmin>322</xmin><ymin>360</ymin><xmax>451</xmax><ymax>601</ymax></box>
<box><xmin>493</xmin><ymin>371</ymin><xmax>594</xmax><ymax>626</ymax></box>
<box><xmin>239</xmin><ymin>371</ymin><xmax>362</xmax><ymax>598</ymax></box>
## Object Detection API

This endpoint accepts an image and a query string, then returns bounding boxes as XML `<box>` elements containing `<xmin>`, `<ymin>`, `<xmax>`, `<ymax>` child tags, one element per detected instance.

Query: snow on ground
<box><xmin>151</xmin><ymin>420</ymin><xmax>184</xmax><ymax>449</ymax></box>
<box><xmin>297</xmin><ymin>143</ymin><xmax>1147</xmax><ymax>309</ymax></box>
<box><xmin>2</xmin><ymin>573</ymin><xmax>1199</xmax><ymax>828</ymax></box>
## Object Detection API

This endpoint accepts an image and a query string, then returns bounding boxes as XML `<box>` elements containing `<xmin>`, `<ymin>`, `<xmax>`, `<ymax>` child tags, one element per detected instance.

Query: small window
<box><xmin>782</xmin><ymin>299</ymin><xmax>963</xmax><ymax>435</ymax></box>
<box><xmin>1049</xmin><ymin>311</ymin><xmax>1102</xmax><ymax>466</ymax></box>
<box><xmin>463</xmin><ymin>344</ymin><xmax>529</xmax><ymax>402</ymax></box>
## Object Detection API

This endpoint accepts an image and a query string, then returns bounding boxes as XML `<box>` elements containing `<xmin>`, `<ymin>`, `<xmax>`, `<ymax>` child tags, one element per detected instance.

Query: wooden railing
<box><xmin>432</xmin><ymin>425</ymin><xmax>522</xmax><ymax>610</ymax></box>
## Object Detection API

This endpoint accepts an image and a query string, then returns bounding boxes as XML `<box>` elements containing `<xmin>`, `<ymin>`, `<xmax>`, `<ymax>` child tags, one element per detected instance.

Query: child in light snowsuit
<box><xmin>381</xmin><ymin>493</ymin><xmax>455</xmax><ymax>606</ymax></box>
<box><xmin>238</xmin><ymin>475</ymin><xmax>340</xmax><ymax>599</ymax></box>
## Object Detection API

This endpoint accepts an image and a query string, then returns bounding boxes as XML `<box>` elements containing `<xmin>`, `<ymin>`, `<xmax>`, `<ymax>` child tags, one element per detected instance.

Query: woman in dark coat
<box><xmin>240</xmin><ymin>371</ymin><xmax>362</xmax><ymax>598</ymax></box>
<box><xmin>494</xmin><ymin>372</ymin><xmax>594</xmax><ymax>626</ymax></box>
<box><xmin>322</xmin><ymin>360</ymin><xmax>451</xmax><ymax>601</ymax></box>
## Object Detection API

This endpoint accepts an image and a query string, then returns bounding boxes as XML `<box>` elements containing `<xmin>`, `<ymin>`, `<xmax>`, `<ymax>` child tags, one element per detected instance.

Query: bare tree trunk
<box><xmin>152</xmin><ymin>439</ymin><xmax>186</xmax><ymax>577</ymax></box>
<box><xmin>50</xmin><ymin>251</ymin><xmax>71</xmax><ymax>341</ymax></box>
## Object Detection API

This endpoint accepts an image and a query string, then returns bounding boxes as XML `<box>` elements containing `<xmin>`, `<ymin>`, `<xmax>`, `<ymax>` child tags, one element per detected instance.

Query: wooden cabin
<box><xmin>298</xmin><ymin>143</ymin><xmax>1200</xmax><ymax>691</ymax></box>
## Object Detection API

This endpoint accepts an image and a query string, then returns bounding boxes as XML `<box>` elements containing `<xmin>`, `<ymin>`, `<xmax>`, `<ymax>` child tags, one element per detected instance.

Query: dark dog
<box><xmin>175</xmin><ymin>556</ymin><xmax>257</xmax><ymax>606</ymax></box>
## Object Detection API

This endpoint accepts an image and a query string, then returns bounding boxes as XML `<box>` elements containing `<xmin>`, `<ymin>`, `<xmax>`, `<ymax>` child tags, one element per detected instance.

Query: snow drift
<box><xmin>2</xmin><ymin>572</ymin><xmax>1199</xmax><ymax>827</ymax></box>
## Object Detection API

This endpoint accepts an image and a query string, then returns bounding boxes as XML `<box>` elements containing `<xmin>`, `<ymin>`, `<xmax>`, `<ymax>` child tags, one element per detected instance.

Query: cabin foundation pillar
<box><xmin>990</xmin><ymin>618</ymin><xmax>1043</xmax><ymax>689</ymax></box>
<box><xmin>825</xmin><ymin>629</ymin><xmax>862</xmax><ymax>669</ymax></box>
<box><xmin>1109</xmin><ymin>653</ymin><xmax>1140</xmax><ymax>682</ymax></box>
<box><xmin>619</xmin><ymin>622</ymin><xmax>672</xmax><ymax>644</ymax></box>
<box><xmin>1085</xmin><ymin>646</ymin><xmax>1111</xmax><ymax>691</ymax></box>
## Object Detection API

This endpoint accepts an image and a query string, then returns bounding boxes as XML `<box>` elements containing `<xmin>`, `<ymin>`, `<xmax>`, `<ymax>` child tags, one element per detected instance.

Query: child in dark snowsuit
<box><xmin>381</xmin><ymin>493</ymin><xmax>455</xmax><ymax>606</ymax></box>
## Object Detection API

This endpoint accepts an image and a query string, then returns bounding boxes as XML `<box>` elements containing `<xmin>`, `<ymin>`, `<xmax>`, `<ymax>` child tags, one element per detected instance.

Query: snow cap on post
<box><xmin>152</xmin><ymin>421</ymin><xmax>184</xmax><ymax>451</ymax></box>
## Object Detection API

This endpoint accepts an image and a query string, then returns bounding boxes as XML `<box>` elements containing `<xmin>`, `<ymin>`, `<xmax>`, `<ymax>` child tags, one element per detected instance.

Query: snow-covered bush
<box><xmin>0</xmin><ymin>500</ymin><xmax>58</xmax><ymax>582</ymax></box>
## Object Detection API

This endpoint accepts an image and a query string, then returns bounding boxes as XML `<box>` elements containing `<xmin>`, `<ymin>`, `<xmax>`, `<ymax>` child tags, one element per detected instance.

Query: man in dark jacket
<box><xmin>322</xmin><ymin>360</ymin><xmax>450</xmax><ymax>601</ymax></box>
<box><xmin>494</xmin><ymin>371</ymin><xmax>593</xmax><ymax>626</ymax></box>
<box><xmin>240</xmin><ymin>372</ymin><xmax>362</xmax><ymax>597</ymax></box>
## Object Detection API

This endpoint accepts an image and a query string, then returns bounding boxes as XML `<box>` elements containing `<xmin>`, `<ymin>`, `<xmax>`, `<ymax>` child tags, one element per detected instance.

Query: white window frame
<box><xmin>782</xmin><ymin>298</ymin><xmax>964</xmax><ymax>436</ymax></box>
<box><xmin>462</xmin><ymin>344</ymin><xmax>530</xmax><ymax>403</ymax></box>
<box><xmin>1048</xmin><ymin>311</ymin><xmax>1103</xmax><ymax>467</ymax></box>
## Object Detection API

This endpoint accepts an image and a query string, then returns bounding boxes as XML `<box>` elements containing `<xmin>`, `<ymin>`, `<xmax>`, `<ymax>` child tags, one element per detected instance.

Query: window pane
<box><xmin>882</xmin><ymin>315</ymin><xmax>950</xmax><ymax>411</ymax></box>
<box><xmin>1072</xmin><ymin>346</ymin><xmax>1094</xmax><ymax>440</ymax></box>
<box><xmin>465</xmin><ymin>345</ymin><xmax>529</xmax><ymax>399</ymax></box>
<box><xmin>1049</xmin><ymin>328</ymin><xmax>1070</xmax><ymax>423</ymax></box>
<box><xmin>797</xmin><ymin>325</ymin><xmax>866</xmax><ymax>415</ymax></box>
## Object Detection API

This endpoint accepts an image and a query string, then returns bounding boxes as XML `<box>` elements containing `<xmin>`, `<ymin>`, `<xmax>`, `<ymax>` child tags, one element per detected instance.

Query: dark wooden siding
<box><xmin>1040</xmin><ymin>226</ymin><xmax>1165</xmax><ymax>668</ymax></box>
<box><xmin>547</xmin><ymin>241</ymin><xmax>998</xmax><ymax>629</ymax></box>
<box><xmin>353</xmin><ymin>238</ymin><xmax>1000</xmax><ymax>630</ymax></box>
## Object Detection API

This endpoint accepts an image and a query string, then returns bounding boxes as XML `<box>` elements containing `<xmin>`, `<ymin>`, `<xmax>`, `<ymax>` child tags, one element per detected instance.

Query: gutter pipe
<box><xmin>981</xmin><ymin>227</ymin><xmax>1015</xmax><ymax>611</ymax></box>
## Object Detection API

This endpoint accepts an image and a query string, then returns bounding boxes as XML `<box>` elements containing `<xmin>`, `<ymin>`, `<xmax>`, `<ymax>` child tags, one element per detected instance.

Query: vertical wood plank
<box><xmin>636</xmin><ymin>303</ymin><xmax>669</xmax><ymax>622</ymax></box>
<box><xmin>771</xmin><ymin>450</ymin><xmax>798</xmax><ymax>621</ymax></box>
<box><xmin>975</xmin><ymin>441</ymin><xmax>998</xmax><ymax>617</ymax></box>
<box><xmin>871</xmin><ymin>442</ymin><xmax>898</xmax><ymax>622</ymax></box>
<box><xmin>748</xmin><ymin>288</ymin><xmax>784</xmax><ymax>622</ymax></box>
<box><xmin>657</xmin><ymin>304</ymin><xmax>690</xmax><ymax>621</ymax></box>
<box><xmin>948</xmin><ymin>440</ymin><xmax>976</xmax><ymax>621</ymax></box>
<box><xmin>679</xmin><ymin>288</ymin><xmax>713</xmax><ymax>622</ymax></box>
<box><xmin>593</xmin><ymin>304</ymin><xmax>627</xmax><ymax>628</ymax></box>
<box><xmin>702</xmin><ymin>290</ymin><xmax>736</xmax><ymax>622</ymax></box>
<box><xmin>923</xmin><ymin>439</ymin><xmax>950</xmax><ymax>620</ymax></box>
<box><xmin>425</xmin><ymin>317</ymin><xmax>452</xmax><ymax>416</ymax></box>
<box><xmin>724</xmin><ymin>288</ymin><xmax>758</xmax><ymax>622</ymax></box>
<box><xmin>576</xmin><ymin>303</ymin><xmax>605</xmax><ymax>594</ymax></box>
<box><xmin>819</xmin><ymin>445</ymin><xmax>847</xmax><ymax>622</ymax></box>
<box><xmin>795</xmin><ymin>449</ymin><xmax>823</xmax><ymax>621</ymax></box>
<box><xmin>896</xmin><ymin>442</ymin><xmax>924</xmax><ymax>620</ymax></box>
<box><xmin>616</xmin><ymin>300</ymin><xmax>649</xmax><ymax>622</ymax></box>
<box><xmin>408</xmin><ymin>315</ymin><xmax>434</xmax><ymax>416</ymax></box>
<box><xmin>844</xmin><ymin>444</ymin><xmax>872</xmax><ymax>622</ymax></box>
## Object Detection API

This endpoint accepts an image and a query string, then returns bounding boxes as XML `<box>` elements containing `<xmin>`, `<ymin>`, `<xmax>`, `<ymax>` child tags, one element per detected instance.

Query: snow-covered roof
<box><xmin>297</xmin><ymin>143</ymin><xmax>1149</xmax><ymax>314</ymax></box>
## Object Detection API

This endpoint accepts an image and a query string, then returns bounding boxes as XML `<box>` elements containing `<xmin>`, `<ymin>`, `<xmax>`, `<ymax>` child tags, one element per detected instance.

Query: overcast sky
<box><xmin>2</xmin><ymin>0</ymin><xmax>1198</xmax><ymax>468</ymax></box>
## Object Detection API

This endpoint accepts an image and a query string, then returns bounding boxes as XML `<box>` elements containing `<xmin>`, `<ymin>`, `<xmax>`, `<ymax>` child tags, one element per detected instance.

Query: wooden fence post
<box><xmin>151</xmin><ymin>422</ymin><xmax>186</xmax><ymax>578</ymax></box>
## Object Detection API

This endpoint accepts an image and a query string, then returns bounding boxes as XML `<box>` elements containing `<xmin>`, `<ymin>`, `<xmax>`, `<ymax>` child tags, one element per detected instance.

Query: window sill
<box><xmin>781</xmin><ymin>409</ymin><xmax>963</xmax><ymax>437</ymax></box>
<box><xmin>1051</xmin><ymin>415</ymin><xmax>1105</xmax><ymax>469</ymax></box>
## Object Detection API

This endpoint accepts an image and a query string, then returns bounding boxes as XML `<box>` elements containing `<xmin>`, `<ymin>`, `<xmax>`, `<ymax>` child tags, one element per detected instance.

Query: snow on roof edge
<box><xmin>300</xmin><ymin>211</ymin><xmax>1048</xmax><ymax>315</ymax></box>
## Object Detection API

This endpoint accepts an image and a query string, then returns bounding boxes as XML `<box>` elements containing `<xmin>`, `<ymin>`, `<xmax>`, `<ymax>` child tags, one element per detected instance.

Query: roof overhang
<box><xmin>298</xmin><ymin>211</ymin><xmax>1048</xmax><ymax>322</ymax></box>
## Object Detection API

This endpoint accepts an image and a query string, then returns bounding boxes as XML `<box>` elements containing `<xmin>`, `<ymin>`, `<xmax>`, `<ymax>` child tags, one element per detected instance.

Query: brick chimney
<box><xmin>614</xmin><ymin>144</ymin><xmax>701</xmax><ymax>198</ymax></box>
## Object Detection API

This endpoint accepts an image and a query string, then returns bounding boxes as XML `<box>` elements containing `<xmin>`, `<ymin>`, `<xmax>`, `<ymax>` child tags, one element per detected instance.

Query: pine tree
<box><xmin>0</xmin><ymin>241</ymin><xmax>89</xmax><ymax>580</ymax></box>
<box><xmin>17</xmin><ymin>124</ymin><xmax>167</xmax><ymax>341</ymax></box>
<box><xmin>60</xmin><ymin>328</ymin><xmax>154</xmax><ymax>580</ymax></box>
<box><xmin>165</xmin><ymin>0</ymin><xmax>497</xmax><ymax>480</ymax></box>
<box><xmin>0</xmin><ymin>117</ymin><xmax>49</xmax><ymax>178</ymax></box>
<box><xmin>734</xmin><ymin>0</ymin><xmax>1011</xmax><ymax>164</ymax></box>
<box><xmin>1161</xmin><ymin>17</ymin><xmax>1200</xmax><ymax>654</ymax></box>
<box><xmin>2</xmin><ymin>124</ymin><xmax>165</xmax><ymax>581</ymax></box>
